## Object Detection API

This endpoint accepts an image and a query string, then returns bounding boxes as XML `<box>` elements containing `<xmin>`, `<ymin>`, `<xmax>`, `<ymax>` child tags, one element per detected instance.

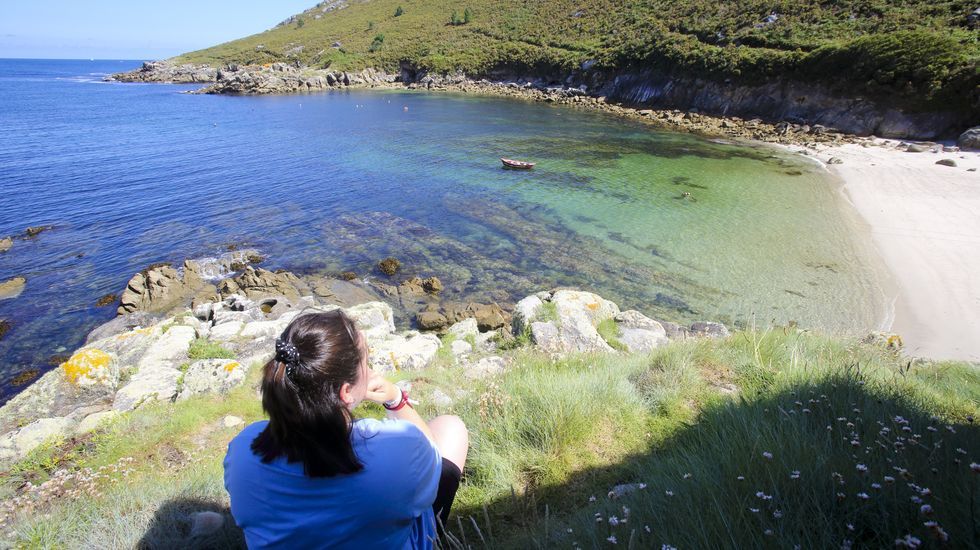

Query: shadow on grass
<box><xmin>450</xmin><ymin>372</ymin><xmax>980</xmax><ymax>549</ymax></box>
<box><xmin>137</xmin><ymin>497</ymin><xmax>244</xmax><ymax>550</ymax></box>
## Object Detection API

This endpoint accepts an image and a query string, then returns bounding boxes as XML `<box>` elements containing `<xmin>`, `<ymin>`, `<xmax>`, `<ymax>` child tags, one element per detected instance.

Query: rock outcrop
<box><xmin>117</xmin><ymin>251</ymin><xmax>270</xmax><ymax>316</ymax></box>
<box><xmin>958</xmin><ymin>127</ymin><xmax>980</xmax><ymax>150</ymax></box>
<box><xmin>111</xmin><ymin>61</ymin><xmax>217</xmax><ymax>83</ymax></box>
<box><xmin>514</xmin><ymin>288</ymin><xmax>728</xmax><ymax>354</ymax></box>
<box><xmin>194</xmin><ymin>64</ymin><xmax>397</xmax><ymax>95</ymax></box>
<box><xmin>415</xmin><ymin>302</ymin><xmax>510</xmax><ymax>332</ymax></box>
<box><xmin>0</xmin><ymin>284</ymin><xmax>729</xmax><ymax>467</ymax></box>
<box><xmin>0</xmin><ymin>237</ymin><xmax>11</xmax><ymax>253</ymax></box>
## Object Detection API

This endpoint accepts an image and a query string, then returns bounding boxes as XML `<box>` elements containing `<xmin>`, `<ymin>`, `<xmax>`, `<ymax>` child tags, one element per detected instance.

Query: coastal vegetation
<box><xmin>175</xmin><ymin>0</ymin><xmax>980</xmax><ymax>114</ymax></box>
<box><xmin>3</xmin><ymin>329</ymin><xmax>977</xmax><ymax>548</ymax></box>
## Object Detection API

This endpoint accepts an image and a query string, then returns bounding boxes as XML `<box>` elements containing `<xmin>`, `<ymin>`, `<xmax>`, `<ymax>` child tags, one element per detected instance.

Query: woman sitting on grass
<box><xmin>224</xmin><ymin>310</ymin><xmax>469</xmax><ymax>549</ymax></box>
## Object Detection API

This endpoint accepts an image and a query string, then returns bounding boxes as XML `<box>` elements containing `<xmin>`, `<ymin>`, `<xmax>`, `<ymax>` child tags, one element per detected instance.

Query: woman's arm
<box><xmin>365</xmin><ymin>371</ymin><xmax>436</xmax><ymax>443</ymax></box>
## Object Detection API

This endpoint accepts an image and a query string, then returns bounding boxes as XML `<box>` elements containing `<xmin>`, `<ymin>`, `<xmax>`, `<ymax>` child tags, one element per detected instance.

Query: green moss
<box><xmin>187</xmin><ymin>339</ymin><xmax>235</xmax><ymax>360</ymax></box>
<box><xmin>596</xmin><ymin>318</ymin><xmax>627</xmax><ymax>351</ymax></box>
<box><xmin>538</xmin><ymin>301</ymin><xmax>559</xmax><ymax>325</ymax></box>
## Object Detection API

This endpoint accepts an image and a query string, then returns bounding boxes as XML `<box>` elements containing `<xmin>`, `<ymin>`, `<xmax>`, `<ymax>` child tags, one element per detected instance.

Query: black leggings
<box><xmin>432</xmin><ymin>458</ymin><xmax>462</xmax><ymax>528</ymax></box>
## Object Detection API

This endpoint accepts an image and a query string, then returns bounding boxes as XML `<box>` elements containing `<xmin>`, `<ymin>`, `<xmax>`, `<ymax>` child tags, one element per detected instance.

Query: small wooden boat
<box><xmin>501</xmin><ymin>157</ymin><xmax>535</xmax><ymax>170</ymax></box>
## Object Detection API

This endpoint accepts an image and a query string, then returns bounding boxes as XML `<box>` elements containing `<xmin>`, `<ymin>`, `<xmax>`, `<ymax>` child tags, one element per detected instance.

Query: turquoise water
<box><xmin>0</xmin><ymin>59</ymin><xmax>886</xmax><ymax>401</ymax></box>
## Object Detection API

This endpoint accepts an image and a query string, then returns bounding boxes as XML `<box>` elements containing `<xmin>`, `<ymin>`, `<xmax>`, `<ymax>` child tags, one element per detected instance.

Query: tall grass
<box><xmin>2</xmin><ymin>331</ymin><xmax>977</xmax><ymax>549</ymax></box>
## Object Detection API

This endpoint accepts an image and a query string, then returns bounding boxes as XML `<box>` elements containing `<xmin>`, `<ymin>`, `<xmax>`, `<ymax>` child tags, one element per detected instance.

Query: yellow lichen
<box><xmin>60</xmin><ymin>349</ymin><xmax>112</xmax><ymax>384</ymax></box>
<box><xmin>223</xmin><ymin>362</ymin><xmax>241</xmax><ymax>373</ymax></box>
<box><xmin>587</xmin><ymin>302</ymin><xmax>599</xmax><ymax>311</ymax></box>
<box><xmin>114</xmin><ymin>327</ymin><xmax>153</xmax><ymax>341</ymax></box>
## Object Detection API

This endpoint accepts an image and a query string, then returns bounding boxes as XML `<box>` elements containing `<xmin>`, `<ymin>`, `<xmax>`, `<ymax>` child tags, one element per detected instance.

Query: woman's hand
<box><xmin>364</xmin><ymin>370</ymin><xmax>400</xmax><ymax>404</ymax></box>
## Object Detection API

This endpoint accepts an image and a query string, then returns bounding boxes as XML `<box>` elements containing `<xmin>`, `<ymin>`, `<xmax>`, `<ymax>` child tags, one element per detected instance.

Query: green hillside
<box><xmin>176</xmin><ymin>0</ymin><xmax>980</xmax><ymax>113</ymax></box>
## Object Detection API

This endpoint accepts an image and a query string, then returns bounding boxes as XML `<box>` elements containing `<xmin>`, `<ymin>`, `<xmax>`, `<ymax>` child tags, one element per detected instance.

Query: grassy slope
<box><xmin>3</xmin><ymin>330</ymin><xmax>978</xmax><ymax>548</ymax></box>
<box><xmin>175</xmin><ymin>0</ymin><xmax>980</xmax><ymax>114</ymax></box>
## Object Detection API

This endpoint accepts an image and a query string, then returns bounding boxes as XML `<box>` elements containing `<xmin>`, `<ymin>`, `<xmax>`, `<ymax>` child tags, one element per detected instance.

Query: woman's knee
<box><xmin>428</xmin><ymin>415</ymin><xmax>468</xmax><ymax>467</ymax></box>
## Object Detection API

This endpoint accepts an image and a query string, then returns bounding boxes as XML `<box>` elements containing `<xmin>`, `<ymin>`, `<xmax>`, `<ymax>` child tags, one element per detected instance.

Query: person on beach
<box><xmin>224</xmin><ymin>310</ymin><xmax>469</xmax><ymax>549</ymax></box>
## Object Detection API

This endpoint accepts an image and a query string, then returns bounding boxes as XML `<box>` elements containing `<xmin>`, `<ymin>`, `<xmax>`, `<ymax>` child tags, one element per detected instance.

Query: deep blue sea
<box><xmin>0</xmin><ymin>59</ymin><xmax>887</xmax><ymax>402</ymax></box>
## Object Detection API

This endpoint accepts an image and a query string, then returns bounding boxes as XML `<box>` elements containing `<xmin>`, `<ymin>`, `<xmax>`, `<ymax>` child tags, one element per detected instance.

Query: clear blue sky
<box><xmin>0</xmin><ymin>1</ymin><xmax>317</xmax><ymax>60</ymax></box>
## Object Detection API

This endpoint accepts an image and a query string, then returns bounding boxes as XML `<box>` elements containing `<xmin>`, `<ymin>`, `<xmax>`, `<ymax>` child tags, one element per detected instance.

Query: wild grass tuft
<box><xmin>188</xmin><ymin>338</ymin><xmax>236</xmax><ymax>360</ymax></box>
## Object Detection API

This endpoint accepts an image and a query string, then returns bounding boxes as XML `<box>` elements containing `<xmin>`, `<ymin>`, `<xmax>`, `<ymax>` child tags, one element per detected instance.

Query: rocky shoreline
<box><xmin>0</xmin><ymin>248</ymin><xmax>738</xmax><ymax>466</ymax></box>
<box><xmin>111</xmin><ymin>61</ymin><xmax>979</xmax><ymax>145</ymax></box>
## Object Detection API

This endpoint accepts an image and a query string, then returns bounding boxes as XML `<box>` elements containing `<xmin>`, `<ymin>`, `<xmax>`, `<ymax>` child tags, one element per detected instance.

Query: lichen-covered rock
<box><xmin>369</xmin><ymin>332</ymin><xmax>441</xmax><ymax>372</ymax></box>
<box><xmin>615</xmin><ymin>310</ymin><xmax>669</xmax><ymax>352</ymax></box>
<box><xmin>112</xmin><ymin>366</ymin><xmax>182</xmax><ymax>411</ymax></box>
<box><xmin>690</xmin><ymin>322</ymin><xmax>730</xmax><ymax>339</ymax></box>
<box><xmin>85</xmin><ymin>311</ymin><xmax>162</xmax><ymax>344</ymax></box>
<box><xmin>551</xmin><ymin>289</ymin><xmax>620</xmax><ymax>326</ymax></box>
<box><xmin>661</xmin><ymin>321</ymin><xmax>691</xmax><ymax>340</ymax></box>
<box><xmin>464</xmin><ymin>356</ymin><xmax>509</xmax><ymax>379</ymax></box>
<box><xmin>209</xmin><ymin>321</ymin><xmax>245</xmax><ymax>342</ymax></box>
<box><xmin>0</xmin><ymin>348</ymin><xmax>120</xmax><ymax>435</ymax></box>
<box><xmin>450</xmin><ymin>340</ymin><xmax>472</xmax><ymax>356</ymax></box>
<box><xmin>137</xmin><ymin>325</ymin><xmax>195</xmax><ymax>369</ymax></box>
<box><xmin>60</xmin><ymin>348</ymin><xmax>118</xmax><ymax>386</ymax></box>
<box><xmin>447</xmin><ymin>318</ymin><xmax>479</xmax><ymax>340</ymax></box>
<box><xmin>512</xmin><ymin>295</ymin><xmax>543</xmax><ymax>335</ymax></box>
<box><xmin>558</xmin><ymin>312</ymin><xmax>614</xmax><ymax>352</ymax></box>
<box><xmin>240</xmin><ymin>311</ymin><xmax>301</xmax><ymax>340</ymax></box>
<box><xmin>530</xmin><ymin>321</ymin><xmax>562</xmax><ymax>351</ymax></box>
<box><xmin>178</xmin><ymin>359</ymin><xmax>246</xmax><ymax>399</ymax></box>
<box><xmin>75</xmin><ymin>410</ymin><xmax>119</xmax><ymax>434</ymax></box>
<box><xmin>345</xmin><ymin>301</ymin><xmax>395</xmax><ymax>341</ymax></box>
<box><xmin>0</xmin><ymin>417</ymin><xmax>76</xmax><ymax>467</ymax></box>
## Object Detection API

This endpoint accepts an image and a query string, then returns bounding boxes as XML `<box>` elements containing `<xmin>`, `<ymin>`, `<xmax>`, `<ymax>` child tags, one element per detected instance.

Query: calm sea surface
<box><xmin>0</xmin><ymin>59</ymin><xmax>887</xmax><ymax>402</ymax></box>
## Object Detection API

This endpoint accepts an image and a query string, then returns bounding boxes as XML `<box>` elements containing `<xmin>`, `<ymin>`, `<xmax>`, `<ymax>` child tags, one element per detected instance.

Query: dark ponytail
<box><xmin>251</xmin><ymin>310</ymin><xmax>365</xmax><ymax>477</ymax></box>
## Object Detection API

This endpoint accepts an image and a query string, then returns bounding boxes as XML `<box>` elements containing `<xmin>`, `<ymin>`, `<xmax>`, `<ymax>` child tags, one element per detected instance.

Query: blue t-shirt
<box><xmin>224</xmin><ymin>418</ymin><xmax>442</xmax><ymax>549</ymax></box>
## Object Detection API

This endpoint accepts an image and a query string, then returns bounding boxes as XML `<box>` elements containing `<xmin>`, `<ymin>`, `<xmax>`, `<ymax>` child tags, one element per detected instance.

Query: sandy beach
<box><xmin>786</xmin><ymin>139</ymin><xmax>980</xmax><ymax>362</ymax></box>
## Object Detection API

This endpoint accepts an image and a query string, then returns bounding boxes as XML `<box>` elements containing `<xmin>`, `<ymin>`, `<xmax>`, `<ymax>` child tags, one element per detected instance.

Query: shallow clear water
<box><xmin>0</xmin><ymin>59</ymin><xmax>886</xmax><ymax>401</ymax></box>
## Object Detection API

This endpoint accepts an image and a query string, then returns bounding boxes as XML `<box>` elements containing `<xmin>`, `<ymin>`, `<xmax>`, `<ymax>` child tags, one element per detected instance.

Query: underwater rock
<box><xmin>416</xmin><ymin>310</ymin><xmax>449</xmax><ymax>331</ymax></box>
<box><xmin>24</xmin><ymin>225</ymin><xmax>53</xmax><ymax>237</ymax></box>
<box><xmin>96</xmin><ymin>293</ymin><xmax>118</xmax><ymax>307</ymax></box>
<box><xmin>378</xmin><ymin>257</ymin><xmax>401</xmax><ymax>276</ymax></box>
<box><xmin>0</xmin><ymin>277</ymin><xmax>26</xmax><ymax>300</ymax></box>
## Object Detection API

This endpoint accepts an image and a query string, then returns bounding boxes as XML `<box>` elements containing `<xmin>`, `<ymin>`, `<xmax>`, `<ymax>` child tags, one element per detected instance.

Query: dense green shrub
<box><xmin>176</xmin><ymin>0</ymin><xmax>979</xmax><ymax>115</ymax></box>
